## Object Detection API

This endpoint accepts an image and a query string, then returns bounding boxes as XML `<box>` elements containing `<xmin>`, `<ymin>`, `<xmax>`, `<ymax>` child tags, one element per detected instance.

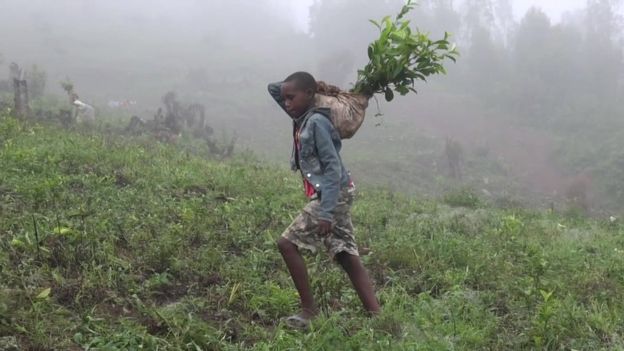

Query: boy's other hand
<box><xmin>319</xmin><ymin>220</ymin><xmax>332</xmax><ymax>236</ymax></box>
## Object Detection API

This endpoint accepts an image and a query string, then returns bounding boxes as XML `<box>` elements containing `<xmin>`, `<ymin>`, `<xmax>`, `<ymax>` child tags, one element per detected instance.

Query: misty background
<box><xmin>1</xmin><ymin>0</ymin><xmax>623</xmax><ymax>215</ymax></box>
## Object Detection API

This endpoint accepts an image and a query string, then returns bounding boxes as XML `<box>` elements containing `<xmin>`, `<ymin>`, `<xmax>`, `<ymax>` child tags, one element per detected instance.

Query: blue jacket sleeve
<box><xmin>313</xmin><ymin>118</ymin><xmax>342</xmax><ymax>221</ymax></box>
<box><xmin>267</xmin><ymin>82</ymin><xmax>287</xmax><ymax>113</ymax></box>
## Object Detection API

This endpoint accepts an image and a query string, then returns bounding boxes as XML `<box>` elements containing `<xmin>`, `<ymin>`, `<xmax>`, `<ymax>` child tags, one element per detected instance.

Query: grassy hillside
<box><xmin>1</xmin><ymin>114</ymin><xmax>624</xmax><ymax>350</ymax></box>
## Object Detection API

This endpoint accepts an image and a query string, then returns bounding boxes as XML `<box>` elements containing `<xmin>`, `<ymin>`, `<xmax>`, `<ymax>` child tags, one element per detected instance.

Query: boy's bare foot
<box><xmin>282</xmin><ymin>308</ymin><xmax>318</xmax><ymax>329</ymax></box>
<box><xmin>299</xmin><ymin>307</ymin><xmax>319</xmax><ymax>320</ymax></box>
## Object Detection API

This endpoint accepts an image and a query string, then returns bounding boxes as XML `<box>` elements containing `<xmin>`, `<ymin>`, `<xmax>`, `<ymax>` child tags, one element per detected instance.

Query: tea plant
<box><xmin>353</xmin><ymin>0</ymin><xmax>459</xmax><ymax>100</ymax></box>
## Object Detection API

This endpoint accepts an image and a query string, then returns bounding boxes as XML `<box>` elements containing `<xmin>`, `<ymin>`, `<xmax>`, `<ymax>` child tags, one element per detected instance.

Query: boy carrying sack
<box><xmin>268</xmin><ymin>72</ymin><xmax>380</xmax><ymax>329</ymax></box>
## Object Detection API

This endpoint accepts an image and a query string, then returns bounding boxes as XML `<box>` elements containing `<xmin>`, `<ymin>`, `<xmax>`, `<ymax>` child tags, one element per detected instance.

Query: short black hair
<box><xmin>284</xmin><ymin>71</ymin><xmax>317</xmax><ymax>92</ymax></box>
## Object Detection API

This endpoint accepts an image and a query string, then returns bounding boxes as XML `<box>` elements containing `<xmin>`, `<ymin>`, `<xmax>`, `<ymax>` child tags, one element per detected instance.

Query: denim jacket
<box><xmin>268</xmin><ymin>82</ymin><xmax>351</xmax><ymax>221</ymax></box>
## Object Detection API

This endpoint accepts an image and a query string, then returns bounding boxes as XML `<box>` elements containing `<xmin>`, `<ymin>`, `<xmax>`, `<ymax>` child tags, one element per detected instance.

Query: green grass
<box><xmin>1</xmin><ymin>114</ymin><xmax>624</xmax><ymax>350</ymax></box>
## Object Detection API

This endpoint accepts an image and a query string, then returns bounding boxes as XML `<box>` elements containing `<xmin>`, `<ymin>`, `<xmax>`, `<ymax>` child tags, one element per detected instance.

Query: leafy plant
<box><xmin>60</xmin><ymin>79</ymin><xmax>74</xmax><ymax>95</ymax></box>
<box><xmin>443</xmin><ymin>187</ymin><xmax>482</xmax><ymax>208</ymax></box>
<box><xmin>352</xmin><ymin>0</ymin><xmax>459</xmax><ymax>101</ymax></box>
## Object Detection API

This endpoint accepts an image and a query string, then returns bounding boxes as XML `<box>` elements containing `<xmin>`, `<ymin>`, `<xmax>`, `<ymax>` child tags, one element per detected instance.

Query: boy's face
<box><xmin>281</xmin><ymin>81</ymin><xmax>314</xmax><ymax>119</ymax></box>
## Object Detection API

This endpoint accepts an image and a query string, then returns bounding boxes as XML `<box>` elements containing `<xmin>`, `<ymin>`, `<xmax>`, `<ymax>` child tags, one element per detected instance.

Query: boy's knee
<box><xmin>335</xmin><ymin>251</ymin><xmax>353</xmax><ymax>266</ymax></box>
<box><xmin>336</xmin><ymin>251</ymin><xmax>363</xmax><ymax>270</ymax></box>
<box><xmin>277</xmin><ymin>237</ymin><xmax>296</xmax><ymax>254</ymax></box>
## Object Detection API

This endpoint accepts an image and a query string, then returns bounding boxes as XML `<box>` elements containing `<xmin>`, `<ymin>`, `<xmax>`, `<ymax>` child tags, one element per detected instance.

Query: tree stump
<box><xmin>10</xmin><ymin>63</ymin><xmax>29</xmax><ymax>119</ymax></box>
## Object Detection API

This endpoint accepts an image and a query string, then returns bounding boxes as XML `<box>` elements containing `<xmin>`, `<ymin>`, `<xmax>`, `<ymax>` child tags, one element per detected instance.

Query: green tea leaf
<box><xmin>54</xmin><ymin>226</ymin><xmax>72</xmax><ymax>235</ymax></box>
<box><xmin>10</xmin><ymin>238</ymin><xmax>26</xmax><ymax>249</ymax></box>
<box><xmin>353</xmin><ymin>3</ymin><xmax>458</xmax><ymax>98</ymax></box>
<box><xmin>369</xmin><ymin>19</ymin><xmax>381</xmax><ymax>30</ymax></box>
<box><xmin>36</xmin><ymin>287</ymin><xmax>51</xmax><ymax>300</ymax></box>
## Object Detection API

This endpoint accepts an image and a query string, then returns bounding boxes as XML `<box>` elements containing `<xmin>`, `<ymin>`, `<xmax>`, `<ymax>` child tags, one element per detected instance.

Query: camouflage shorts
<box><xmin>281</xmin><ymin>188</ymin><xmax>359</xmax><ymax>258</ymax></box>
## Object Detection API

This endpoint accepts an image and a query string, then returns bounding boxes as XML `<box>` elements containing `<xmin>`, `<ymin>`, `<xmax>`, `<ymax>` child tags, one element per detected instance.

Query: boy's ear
<box><xmin>305</xmin><ymin>88</ymin><xmax>315</xmax><ymax>98</ymax></box>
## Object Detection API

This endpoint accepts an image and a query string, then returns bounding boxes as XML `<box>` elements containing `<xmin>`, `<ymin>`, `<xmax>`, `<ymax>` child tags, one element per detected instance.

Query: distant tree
<box><xmin>467</xmin><ymin>25</ymin><xmax>507</xmax><ymax>78</ymax></box>
<box><xmin>509</xmin><ymin>9</ymin><xmax>560</xmax><ymax>120</ymax></box>
<box><xmin>506</xmin><ymin>5</ymin><xmax>624</xmax><ymax>129</ymax></box>
<box><xmin>186</xmin><ymin>0</ymin><xmax>312</xmax><ymax>91</ymax></box>
<box><xmin>428</xmin><ymin>0</ymin><xmax>462</xmax><ymax>37</ymax></box>
<box><xmin>456</xmin><ymin>19</ymin><xmax>509</xmax><ymax>104</ymax></box>
<box><xmin>456</xmin><ymin>0</ymin><xmax>511</xmax><ymax>102</ymax></box>
<box><xmin>0</xmin><ymin>55</ymin><xmax>9</xmax><ymax>93</ymax></box>
<box><xmin>26</xmin><ymin>65</ymin><xmax>46</xmax><ymax>99</ymax></box>
<box><xmin>460</xmin><ymin>0</ymin><xmax>514</xmax><ymax>44</ymax></box>
<box><xmin>513</xmin><ymin>8</ymin><xmax>553</xmax><ymax>75</ymax></box>
<box><xmin>461</xmin><ymin>0</ymin><xmax>496</xmax><ymax>42</ymax></box>
<box><xmin>10</xmin><ymin>63</ymin><xmax>29</xmax><ymax>119</ymax></box>
<box><xmin>493</xmin><ymin>0</ymin><xmax>514</xmax><ymax>42</ymax></box>
<box><xmin>582</xmin><ymin>0</ymin><xmax>623</xmax><ymax>97</ymax></box>
<box><xmin>586</xmin><ymin>0</ymin><xmax>622</xmax><ymax>42</ymax></box>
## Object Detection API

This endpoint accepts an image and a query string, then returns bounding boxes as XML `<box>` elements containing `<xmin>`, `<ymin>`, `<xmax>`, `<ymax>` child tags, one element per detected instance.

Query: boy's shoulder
<box><xmin>306</xmin><ymin>109</ymin><xmax>341</xmax><ymax>141</ymax></box>
<box><xmin>307</xmin><ymin>108</ymin><xmax>333</xmax><ymax>128</ymax></box>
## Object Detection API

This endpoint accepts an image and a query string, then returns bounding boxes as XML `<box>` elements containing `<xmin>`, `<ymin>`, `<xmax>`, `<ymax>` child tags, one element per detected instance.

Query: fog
<box><xmin>1</xmin><ymin>0</ymin><xmax>623</xmax><ymax>215</ymax></box>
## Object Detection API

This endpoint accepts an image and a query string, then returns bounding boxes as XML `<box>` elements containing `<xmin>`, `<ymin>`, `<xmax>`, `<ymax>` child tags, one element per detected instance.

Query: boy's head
<box><xmin>281</xmin><ymin>71</ymin><xmax>316</xmax><ymax>119</ymax></box>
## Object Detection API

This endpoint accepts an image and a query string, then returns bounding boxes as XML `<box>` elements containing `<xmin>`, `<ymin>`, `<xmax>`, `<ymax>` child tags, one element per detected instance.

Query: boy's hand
<box><xmin>319</xmin><ymin>220</ymin><xmax>333</xmax><ymax>236</ymax></box>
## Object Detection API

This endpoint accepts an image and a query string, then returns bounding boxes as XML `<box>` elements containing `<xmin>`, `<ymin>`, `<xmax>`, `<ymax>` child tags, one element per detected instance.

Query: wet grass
<box><xmin>1</xmin><ymin>114</ymin><xmax>623</xmax><ymax>350</ymax></box>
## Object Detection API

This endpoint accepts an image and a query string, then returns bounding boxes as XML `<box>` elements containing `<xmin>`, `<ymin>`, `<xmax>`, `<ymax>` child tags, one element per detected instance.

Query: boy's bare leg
<box><xmin>277</xmin><ymin>237</ymin><xmax>318</xmax><ymax>318</ymax></box>
<box><xmin>336</xmin><ymin>252</ymin><xmax>381</xmax><ymax>314</ymax></box>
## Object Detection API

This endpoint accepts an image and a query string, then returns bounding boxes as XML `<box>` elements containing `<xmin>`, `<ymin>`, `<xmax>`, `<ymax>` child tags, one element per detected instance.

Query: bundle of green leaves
<box><xmin>352</xmin><ymin>0</ymin><xmax>459</xmax><ymax>101</ymax></box>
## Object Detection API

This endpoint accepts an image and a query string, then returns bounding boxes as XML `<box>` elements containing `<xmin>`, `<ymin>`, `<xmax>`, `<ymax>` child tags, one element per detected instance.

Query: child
<box><xmin>71</xmin><ymin>94</ymin><xmax>95</xmax><ymax>123</ymax></box>
<box><xmin>268</xmin><ymin>72</ymin><xmax>380</xmax><ymax>329</ymax></box>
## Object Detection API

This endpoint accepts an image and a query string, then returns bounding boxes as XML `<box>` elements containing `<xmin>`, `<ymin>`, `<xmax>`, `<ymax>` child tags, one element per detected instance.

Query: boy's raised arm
<box><xmin>268</xmin><ymin>82</ymin><xmax>287</xmax><ymax>113</ymax></box>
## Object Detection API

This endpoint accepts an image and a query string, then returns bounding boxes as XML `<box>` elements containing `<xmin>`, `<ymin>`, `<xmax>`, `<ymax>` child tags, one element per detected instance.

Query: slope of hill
<box><xmin>1</xmin><ymin>114</ymin><xmax>623</xmax><ymax>350</ymax></box>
